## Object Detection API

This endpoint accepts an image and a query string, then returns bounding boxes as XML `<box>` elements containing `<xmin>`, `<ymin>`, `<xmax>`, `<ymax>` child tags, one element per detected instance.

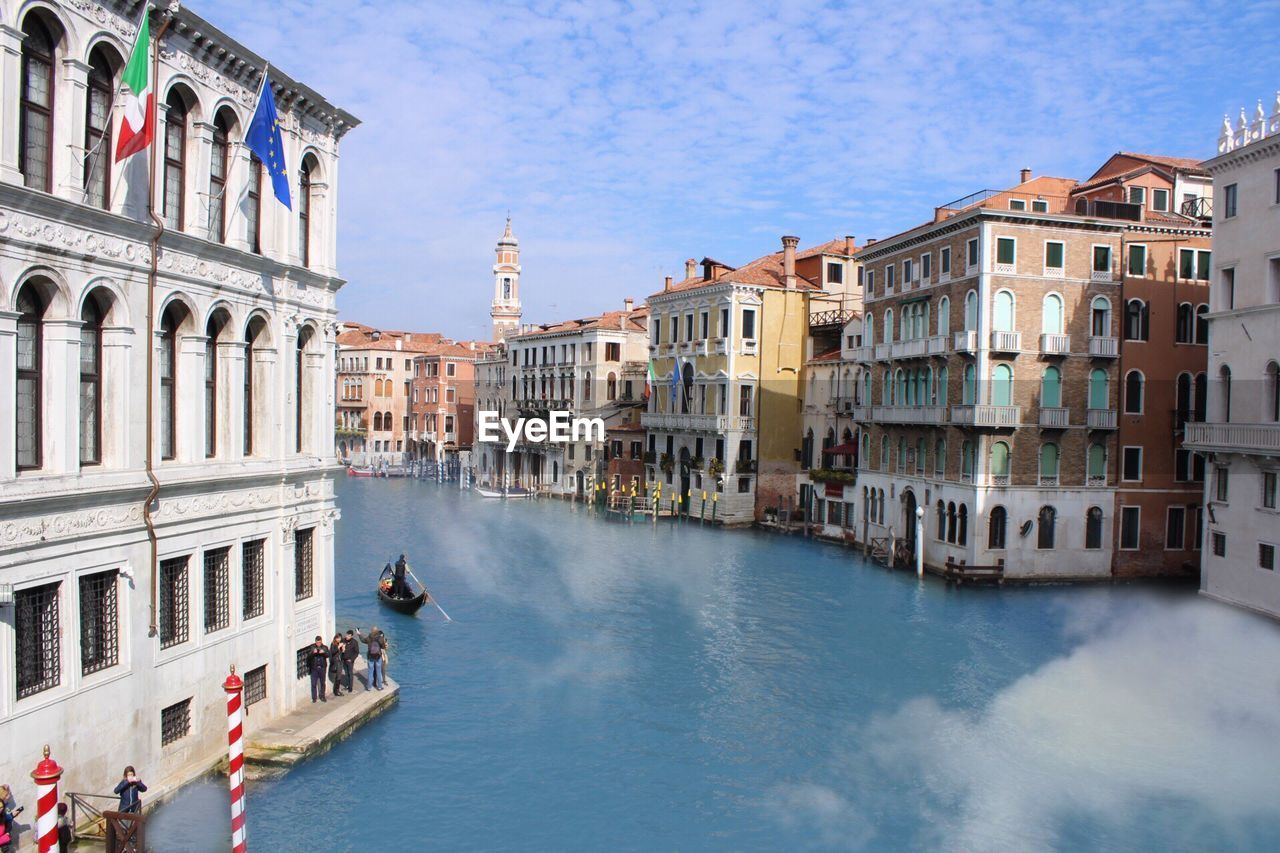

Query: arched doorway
<box><xmin>679</xmin><ymin>447</ymin><xmax>692</xmax><ymax>515</ymax></box>
<box><xmin>902</xmin><ymin>488</ymin><xmax>919</xmax><ymax>556</ymax></box>
<box><xmin>576</xmin><ymin>469</ymin><xmax>585</xmax><ymax>498</ymax></box>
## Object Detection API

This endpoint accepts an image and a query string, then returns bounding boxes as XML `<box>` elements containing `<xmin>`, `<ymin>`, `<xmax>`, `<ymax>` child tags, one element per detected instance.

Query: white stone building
<box><xmin>0</xmin><ymin>0</ymin><xmax>356</xmax><ymax>815</ymax></box>
<box><xmin>1187</xmin><ymin>95</ymin><xmax>1280</xmax><ymax>618</ymax></box>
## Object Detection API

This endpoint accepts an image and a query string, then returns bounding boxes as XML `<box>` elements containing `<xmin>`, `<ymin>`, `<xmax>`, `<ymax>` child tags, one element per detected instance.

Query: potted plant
<box><xmin>659</xmin><ymin>453</ymin><xmax>675</xmax><ymax>475</ymax></box>
<box><xmin>707</xmin><ymin>457</ymin><xmax>725</xmax><ymax>478</ymax></box>
<box><xmin>690</xmin><ymin>455</ymin><xmax>706</xmax><ymax>471</ymax></box>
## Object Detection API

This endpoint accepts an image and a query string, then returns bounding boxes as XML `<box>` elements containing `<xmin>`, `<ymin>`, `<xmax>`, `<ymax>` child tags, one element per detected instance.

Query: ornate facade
<box><xmin>0</xmin><ymin>0</ymin><xmax>356</xmax><ymax>813</ymax></box>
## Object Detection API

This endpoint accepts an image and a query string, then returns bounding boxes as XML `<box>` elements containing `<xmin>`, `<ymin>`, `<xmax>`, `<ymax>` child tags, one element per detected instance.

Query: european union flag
<box><xmin>245</xmin><ymin>76</ymin><xmax>291</xmax><ymax>209</ymax></box>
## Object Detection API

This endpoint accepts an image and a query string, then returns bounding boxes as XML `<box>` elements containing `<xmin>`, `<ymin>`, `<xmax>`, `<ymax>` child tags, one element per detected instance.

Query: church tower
<box><xmin>491</xmin><ymin>217</ymin><xmax>522</xmax><ymax>341</ymax></box>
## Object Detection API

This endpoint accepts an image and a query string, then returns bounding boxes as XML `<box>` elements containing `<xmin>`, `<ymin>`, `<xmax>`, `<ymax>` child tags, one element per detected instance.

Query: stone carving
<box><xmin>0</xmin><ymin>210</ymin><xmax>152</xmax><ymax>265</ymax></box>
<box><xmin>65</xmin><ymin>0</ymin><xmax>139</xmax><ymax>40</ymax></box>
<box><xmin>159</xmin><ymin>48</ymin><xmax>256</xmax><ymax>107</ymax></box>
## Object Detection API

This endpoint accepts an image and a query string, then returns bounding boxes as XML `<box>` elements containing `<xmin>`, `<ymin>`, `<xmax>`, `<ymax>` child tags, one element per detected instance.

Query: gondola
<box><xmin>377</xmin><ymin>565</ymin><xmax>428</xmax><ymax>614</ymax></box>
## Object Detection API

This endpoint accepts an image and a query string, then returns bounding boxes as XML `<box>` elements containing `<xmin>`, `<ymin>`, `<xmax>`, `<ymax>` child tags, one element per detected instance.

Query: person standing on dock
<box><xmin>329</xmin><ymin>634</ymin><xmax>346</xmax><ymax>697</ymax></box>
<box><xmin>113</xmin><ymin>766</ymin><xmax>148</xmax><ymax>813</ymax></box>
<box><xmin>342</xmin><ymin>629</ymin><xmax>359</xmax><ymax>692</ymax></box>
<box><xmin>307</xmin><ymin>635</ymin><xmax>329</xmax><ymax>702</ymax></box>
<box><xmin>355</xmin><ymin>626</ymin><xmax>388</xmax><ymax>690</ymax></box>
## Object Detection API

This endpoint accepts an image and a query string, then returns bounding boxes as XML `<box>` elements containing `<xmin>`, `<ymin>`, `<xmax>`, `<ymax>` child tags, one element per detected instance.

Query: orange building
<box><xmin>409</xmin><ymin>342</ymin><xmax>491</xmax><ymax>467</ymax></box>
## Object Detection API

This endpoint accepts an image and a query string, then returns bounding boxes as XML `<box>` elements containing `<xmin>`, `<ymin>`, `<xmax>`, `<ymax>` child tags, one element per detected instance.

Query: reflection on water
<box><xmin>150</xmin><ymin>478</ymin><xmax>1280</xmax><ymax>851</ymax></box>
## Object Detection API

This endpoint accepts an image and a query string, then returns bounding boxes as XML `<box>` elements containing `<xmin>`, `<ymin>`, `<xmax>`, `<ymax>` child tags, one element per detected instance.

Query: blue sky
<box><xmin>212</xmin><ymin>0</ymin><xmax>1279</xmax><ymax>340</ymax></box>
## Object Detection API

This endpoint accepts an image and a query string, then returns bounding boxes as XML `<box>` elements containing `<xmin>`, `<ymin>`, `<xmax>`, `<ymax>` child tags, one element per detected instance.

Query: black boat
<box><xmin>377</xmin><ymin>564</ymin><xmax>428</xmax><ymax>614</ymax></box>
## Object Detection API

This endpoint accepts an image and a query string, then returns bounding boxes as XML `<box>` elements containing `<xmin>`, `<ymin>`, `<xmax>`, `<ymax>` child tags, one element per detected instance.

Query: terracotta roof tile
<box><xmin>653</xmin><ymin>250</ymin><xmax>820</xmax><ymax>297</ymax></box>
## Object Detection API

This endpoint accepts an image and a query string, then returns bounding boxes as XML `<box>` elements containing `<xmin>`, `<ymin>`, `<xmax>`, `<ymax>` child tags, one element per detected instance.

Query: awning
<box><xmin>822</xmin><ymin>442</ymin><xmax>857</xmax><ymax>455</ymax></box>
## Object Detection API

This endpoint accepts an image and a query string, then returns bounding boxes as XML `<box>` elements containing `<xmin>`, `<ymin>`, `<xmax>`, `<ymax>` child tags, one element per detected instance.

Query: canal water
<box><xmin>151</xmin><ymin>477</ymin><xmax>1280</xmax><ymax>851</ymax></box>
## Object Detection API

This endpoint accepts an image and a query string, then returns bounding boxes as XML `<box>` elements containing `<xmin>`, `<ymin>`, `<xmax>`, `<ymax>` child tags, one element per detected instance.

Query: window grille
<box><xmin>79</xmin><ymin>570</ymin><xmax>119</xmax><ymax>675</ymax></box>
<box><xmin>203</xmin><ymin>547</ymin><xmax>230</xmax><ymax>633</ymax></box>
<box><xmin>294</xmin><ymin>528</ymin><xmax>314</xmax><ymax>601</ymax></box>
<box><xmin>160</xmin><ymin>698</ymin><xmax>191</xmax><ymax>746</ymax></box>
<box><xmin>242</xmin><ymin>539</ymin><xmax>265</xmax><ymax>619</ymax></box>
<box><xmin>159</xmin><ymin>556</ymin><xmax>190</xmax><ymax>648</ymax></box>
<box><xmin>16</xmin><ymin>582</ymin><xmax>61</xmax><ymax>699</ymax></box>
<box><xmin>244</xmin><ymin>664</ymin><xmax>267</xmax><ymax>708</ymax></box>
<box><xmin>296</xmin><ymin>646</ymin><xmax>311</xmax><ymax>679</ymax></box>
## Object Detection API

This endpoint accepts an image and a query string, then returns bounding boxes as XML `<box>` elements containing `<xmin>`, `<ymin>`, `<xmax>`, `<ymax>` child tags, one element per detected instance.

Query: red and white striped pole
<box><xmin>30</xmin><ymin>744</ymin><xmax>63</xmax><ymax>853</ymax></box>
<box><xmin>224</xmin><ymin>665</ymin><xmax>247</xmax><ymax>853</ymax></box>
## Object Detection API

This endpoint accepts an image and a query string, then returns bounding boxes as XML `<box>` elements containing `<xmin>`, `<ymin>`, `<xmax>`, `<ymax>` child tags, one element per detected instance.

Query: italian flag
<box><xmin>115</xmin><ymin>13</ymin><xmax>152</xmax><ymax>161</ymax></box>
<box><xmin>644</xmin><ymin>360</ymin><xmax>655</xmax><ymax>400</ymax></box>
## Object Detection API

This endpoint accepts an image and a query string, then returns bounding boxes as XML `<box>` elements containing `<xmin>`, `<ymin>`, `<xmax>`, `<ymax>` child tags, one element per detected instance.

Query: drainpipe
<box><xmin>143</xmin><ymin>9</ymin><xmax>177</xmax><ymax>637</ymax></box>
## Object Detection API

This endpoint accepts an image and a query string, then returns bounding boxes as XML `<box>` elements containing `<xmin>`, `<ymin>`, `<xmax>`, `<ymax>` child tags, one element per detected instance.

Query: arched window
<box><xmin>915</xmin><ymin>437</ymin><xmax>925</xmax><ymax>473</ymax></box>
<box><xmin>896</xmin><ymin>437</ymin><xmax>906</xmax><ymax>473</ymax></box>
<box><xmin>862</xmin><ymin>372</ymin><xmax>871</xmax><ymax>405</ymax></box>
<box><xmin>1088</xmin><ymin>368</ymin><xmax>1109</xmax><ymax>410</ymax></box>
<box><xmin>1194</xmin><ymin>304</ymin><xmax>1209</xmax><ymax>344</ymax></box>
<box><xmin>964</xmin><ymin>291</ymin><xmax>978</xmax><ymax>330</ymax></box>
<box><xmin>864</xmin><ymin>313</ymin><xmax>874</xmax><ymax>347</ymax></box>
<box><xmin>373</xmin><ymin>412</ymin><xmax>383</xmax><ymax>431</ymax></box>
<box><xmin>938</xmin><ymin>366</ymin><xmax>948</xmax><ymax>406</ymax></box>
<box><xmin>607</xmin><ymin>372</ymin><xmax>617</xmax><ymax>401</ymax></box>
<box><xmin>936</xmin><ymin>500</ymin><xmax>946</xmax><ymax>540</ymax></box>
<box><xmin>961</xmin><ymin>440</ymin><xmax>974</xmax><ymax>481</ymax></box>
<box><xmin>1219</xmin><ymin>364</ymin><xmax>1232</xmax><ymax>422</ymax></box>
<box><xmin>884</xmin><ymin>309</ymin><xmax>894</xmax><ymax>343</ymax></box>
<box><xmin>1176</xmin><ymin>372</ymin><xmax>1192</xmax><ymax>423</ymax></box>
<box><xmin>994</xmin><ymin>290</ymin><xmax>1015</xmax><ymax>332</ymax></box>
<box><xmin>880</xmin><ymin>435</ymin><xmax>889</xmax><ymax>469</ymax></box>
<box><xmin>877</xmin><ymin>488</ymin><xmax>885</xmax><ymax>524</ymax></box>
<box><xmin>1042</xmin><ymin>293</ymin><xmax>1063</xmax><ymax>334</ymax></box>
<box><xmin>78</xmin><ymin>295</ymin><xmax>106</xmax><ymax>466</ymax></box>
<box><xmin>988</xmin><ymin>506</ymin><xmax>1007</xmax><ymax>549</ymax></box>
<box><xmin>159</xmin><ymin>304</ymin><xmax>182</xmax><ymax>460</ymax></box>
<box><xmin>1194</xmin><ymin>372</ymin><xmax>1207</xmax><ymax>421</ymax></box>
<box><xmin>206</xmin><ymin>312</ymin><xmax>229</xmax><ymax>457</ymax></box>
<box><xmin>992</xmin><ymin>364</ymin><xmax>1013</xmax><ymax>407</ymax></box>
<box><xmin>1039</xmin><ymin>442</ymin><xmax>1059</xmax><ymax>482</ymax></box>
<box><xmin>1037</xmin><ymin>505</ymin><xmax>1057</xmax><ymax>549</ymax></box>
<box><xmin>85</xmin><ymin>46</ymin><xmax>117</xmax><ymax>208</ymax></box>
<box><xmin>1085</xmin><ymin>506</ymin><xmax>1104</xmax><ymax>550</ymax></box>
<box><xmin>882</xmin><ymin>369</ymin><xmax>891</xmax><ymax>405</ymax></box>
<box><xmin>1041</xmin><ymin>366</ymin><xmax>1062</xmax><ymax>408</ymax></box>
<box><xmin>947</xmin><ymin>501</ymin><xmax>957</xmax><ymax>543</ymax></box>
<box><xmin>298</xmin><ymin>155</ymin><xmax>316</xmax><ymax>267</ymax></box>
<box><xmin>860</xmin><ymin>432</ymin><xmax>870</xmax><ymax>469</ymax></box>
<box><xmin>163</xmin><ymin>90</ymin><xmax>189</xmax><ymax>229</ymax></box>
<box><xmin>1124</xmin><ymin>299</ymin><xmax>1149</xmax><ymax>341</ymax></box>
<box><xmin>934</xmin><ymin>438</ymin><xmax>945</xmax><ymax>477</ymax></box>
<box><xmin>584</xmin><ymin>371</ymin><xmax>593</xmax><ymax>402</ymax></box>
<box><xmin>1088</xmin><ymin>442</ymin><xmax>1107</xmax><ymax>484</ymax></box>
<box><xmin>244</xmin><ymin>317</ymin><xmax>266</xmax><ymax>455</ymax></box>
<box><xmin>1176</xmin><ymin>303</ymin><xmax>1194</xmax><ymax>343</ymax></box>
<box><xmin>1267</xmin><ymin>362</ymin><xmax>1280</xmax><ymax>422</ymax></box>
<box><xmin>895</xmin><ymin>368</ymin><xmax>906</xmax><ymax>405</ymax></box>
<box><xmin>962</xmin><ymin>364</ymin><xmax>976</xmax><ymax>404</ymax></box>
<box><xmin>938</xmin><ymin>296</ymin><xmax>950</xmax><ymax>336</ymax></box>
<box><xmin>247</xmin><ymin>154</ymin><xmax>263</xmax><ymax>253</ymax></box>
<box><xmin>295</xmin><ymin>327</ymin><xmax>314</xmax><ymax>452</ymax></box>
<box><xmin>16</xmin><ymin>284</ymin><xmax>47</xmax><ymax>470</ymax></box>
<box><xmin>1124</xmin><ymin>370</ymin><xmax>1144</xmax><ymax>414</ymax></box>
<box><xmin>990</xmin><ymin>441</ymin><xmax>1010</xmax><ymax>483</ymax></box>
<box><xmin>1091</xmin><ymin>296</ymin><xmax>1111</xmax><ymax>337</ymax></box>
<box><xmin>19</xmin><ymin>15</ymin><xmax>56</xmax><ymax>191</ymax></box>
<box><xmin>958</xmin><ymin>504</ymin><xmax>968</xmax><ymax>546</ymax></box>
<box><xmin>209</xmin><ymin>111</ymin><xmax>233</xmax><ymax>243</ymax></box>
<box><xmin>802</xmin><ymin>429</ymin><xmax>814</xmax><ymax>469</ymax></box>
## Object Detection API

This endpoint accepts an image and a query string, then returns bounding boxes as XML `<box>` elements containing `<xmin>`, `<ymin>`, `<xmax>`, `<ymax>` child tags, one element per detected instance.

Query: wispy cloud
<box><xmin>211</xmin><ymin>0</ymin><xmax>1279</xmax><ymax>335</ymax></box>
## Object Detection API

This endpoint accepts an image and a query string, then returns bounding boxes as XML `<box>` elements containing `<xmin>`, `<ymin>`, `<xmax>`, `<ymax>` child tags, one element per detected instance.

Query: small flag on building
<box><xmin>644</xmin><ymin>360</ymin><xmax>656</xmax><ymax>401</ymax></box>
<box><xmin>244</xmin><ymin>74</ymin><xmax>292</xmax><ymax>209</ymax></box>
<box><xmin>115</xmin><ymin>13</ymin><xmax>153</xmax><ymax>161</ymax></box>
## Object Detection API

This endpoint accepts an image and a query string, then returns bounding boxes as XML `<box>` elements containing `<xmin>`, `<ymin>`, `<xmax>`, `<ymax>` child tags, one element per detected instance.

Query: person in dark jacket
<box><xmin>56</xmin><ymin>802</ymin><xmax>70</xmax><ymax>853</ymax></box>
<box><xmin>341</xmin><ymin>629</ymin><xmax>359</xmax><ymax>691</ymax></box>
<box><xmin>328</xmin><ymin>634</ymin><xmax>345</xmax><ymax>697</ymax></box>
<box><xmin>113</xmin><ymin>765</ymin><xmax>148</xmax><ymax>813</ymax></box>
<box><xmin>306</xmin><ymin>635</ymin><xmax>328</xmax><ymax>702</ymax></box>
<box><xmin>393</xmin><ymin>554</ymin><xmax>409</xmax><ymax>597</ymax></box>
<box><xmin>355</xmin><ymin>626</ymin><xmax>387</xmax><ymax>690</ymax></box>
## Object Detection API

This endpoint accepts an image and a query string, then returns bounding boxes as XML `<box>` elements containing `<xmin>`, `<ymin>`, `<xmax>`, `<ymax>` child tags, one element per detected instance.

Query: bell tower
<box><xmin>491</xmin><ymin>216</ymin><xmax>522</xmax><ymax>341</ymax></box>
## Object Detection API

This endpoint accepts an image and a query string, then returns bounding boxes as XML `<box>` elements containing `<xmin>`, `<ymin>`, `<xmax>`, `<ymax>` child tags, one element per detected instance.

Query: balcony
<box><xmin>713</xmin><ymin>337</ymin><xmax>728</xmax><ymax>355</ymax></box>
<box><xmin>444</xmin><ymin>431</ymin><xmax>457</xmax><ymax>443</ymax></box>
<box><xmin>953</xmin><ymin>330</ymin><xmax>978</xmax><ymax>354</ymax></box>
<box><xmin>1039</xmin><ymin>407</ymin><xmax>1069</xmax><ymax>428</ymax></box>
<box><xmin>990</xmin><ymin>330</ymin><xmax>1022</xmax><ymax>352</ymax></box>
<box><xmin>1087</xmin><ymin>408</ymin><xmax>1117</xmax><ymax>430</ymax></box>
<box><xmin>741</xmin><ymin>339</ymin><xmax>758</xmax><ymax>356</ymax></box>
<box><xmin>872</xmin><ymin>405</ymin><xmax>948</xmax><ymax>425</ymax></box>
<box><xmin>1088</xmin><ymin>336</ymin><xmax>1119</xmax><ymax>357</ymax></box>
<box><xmin>951</xmin><ymin>404</ymin><xmax>1021</xmax><ymax>427</ymax></box>
<box><xmin>874</xmin><ymin>343</ymin><xmax>892</xmax><ymax>361</ymax></box>
<box><xmin>848</xmin><ymin>346</ymin><xmax>873</xmax><ymax>363</ymax></box>
<box><xmin>1039</xmin><ymin>333</ymin><xmax>1070</xmax><ymax>355</ymax></box>
<box><xmin>844</xmin><ymin>404</ymin><xmax>870</xmax><ymax>420</ymax></box>
<box><xmin>891</xmin><ymin>338</ymin><xmax>929</xmax><ymax>359</ymax></box>
<box><xmin>1091</xmin><ymin>268</ymin><xmax>1114</xmax><ymax>283</ymax></box>
<box><xmin>641</xmin><ymin>412</ymin><xmax>756</xmax><ymax>433</ymax></box>
<box><xmin>1185</xmin><ymin>422</ymin><xmax>1280</xmax><ymax>456</ymax></box>
<box><xmin>927</xmin><ymin>335</ymin><xmax>949</xmax><ymax>355</ymax></box>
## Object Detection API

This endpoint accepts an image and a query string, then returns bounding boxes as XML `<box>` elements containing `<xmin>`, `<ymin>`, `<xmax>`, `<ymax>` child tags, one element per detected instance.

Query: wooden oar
<box><xmin>406</xmin><ymin>565</ymin><xmax>452</xmax><ymax>621</ymax></box>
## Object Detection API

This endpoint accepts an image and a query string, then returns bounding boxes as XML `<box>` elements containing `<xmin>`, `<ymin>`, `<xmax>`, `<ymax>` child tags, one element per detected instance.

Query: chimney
<box><xmin>844</xmin><ymin>235</ymin><xmax>855</xmax><ymax>256</ymax></box>
<box><xmin>405</xmin><ymin>333</ymin><xmax>412</xmax><ymax>342</ymax></box>
<box><xmin>865</xmin><ymin>237</ymin><xmax>877</xmax><ymax>246</ymax></box>
<box><xmin>664</xmin><ymin>275</ymin><xmax>673</xmax><ymax>292</ymax></box>
<box><xmin>782</xmin><ymin>235</ymin><xmax>799</xmax><ymax>288</ymax></box>
<box><xmin>624</xmin><ymin>297</ymin><xmax>634</xmax><ymax>312</ymax></box>
<box><xmin>1020</xmin><ymin>168</ymin><xmax>1032</xmax><ymax>183</ymax></box>
<box><xmin>685</xmin><ymin>258</ymin><xmax>697</xmax><ymax>280</ymax></box>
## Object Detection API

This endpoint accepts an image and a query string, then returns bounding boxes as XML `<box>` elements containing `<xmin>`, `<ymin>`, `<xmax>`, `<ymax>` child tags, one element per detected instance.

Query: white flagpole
<box><xmin>220</xmin><ymin>65</ymin><xmax>272</xmax><ymax>239</ymax></box>
<box><xmin>80</xmin><ymin>3</ymin><xmax>153</xmax><ymax>203</ymax></box>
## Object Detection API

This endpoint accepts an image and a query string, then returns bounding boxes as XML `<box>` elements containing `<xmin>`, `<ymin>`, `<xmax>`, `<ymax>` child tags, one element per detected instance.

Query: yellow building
<box><xmin>642</xmin><ymin>237</ymin><xmax>858</xmax><ymax>523</ymax></box>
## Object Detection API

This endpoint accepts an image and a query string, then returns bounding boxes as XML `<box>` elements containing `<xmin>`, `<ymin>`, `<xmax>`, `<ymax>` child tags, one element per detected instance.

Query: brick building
<box><xmin>409</xmin><ymin>342</ymin><xmax>490</xmax><ymax>467</ymax></box>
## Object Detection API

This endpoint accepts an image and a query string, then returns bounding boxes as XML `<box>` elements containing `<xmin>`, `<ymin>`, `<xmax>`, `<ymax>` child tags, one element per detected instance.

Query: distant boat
<box><xmin>474</xmin><ymin>486</ymin><xmax>532</xmax><ymax>499</ymax></box>
<box><xmin>347</xmin><ymin>466</ymin><xmax>375</xmax><ymax>478</ymax></box>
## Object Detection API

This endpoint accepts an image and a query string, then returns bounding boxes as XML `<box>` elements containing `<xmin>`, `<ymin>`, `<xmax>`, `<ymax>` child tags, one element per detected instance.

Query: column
<box><xmin>190</xmin><ymin>119</ymin><xmax>215</xmax><ymax>240</ymax></box>
<box><xmin>220</xmin><ymin>340</ymin><xmax>246</xmax><ymax>462</ymax></box>
<box><xmin>0</xmin><ymin>24</ymin><xmax>24</xmax><ymax>185</ymax></box>
<box><xmin>0</xmin><ymin>310</ymin><xmax>18</xmax><ymax>479</ymax></box>
<box><xmin>57</xmin><ymin>57</ymin><xmax>90</xmax><ymax>201</ymax></box>
<box><xmin>253</xmin><ymin>345</ymin><xmax>278</xmax><ymax>460</ymax></box>
<box><xmin>179</xmin><ymin>334</ymin><xmax>207</xmax><ymax>464</ymax></box>
<box><xmin>43</xmin><ymin>318</ymin><xmax>81</xmax><ymax>475</ymax></box>
<box><xmin>101</xmin><ymin>325</ymin><xmax>135</xmax><ymax>469</ymax></box>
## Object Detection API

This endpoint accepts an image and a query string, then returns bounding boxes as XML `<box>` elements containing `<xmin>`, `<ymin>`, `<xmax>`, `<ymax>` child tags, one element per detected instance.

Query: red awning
<box><xmin>822</xmin><ymin>442</ymin><xmax>857</xmax><ymax>455</ymax></box>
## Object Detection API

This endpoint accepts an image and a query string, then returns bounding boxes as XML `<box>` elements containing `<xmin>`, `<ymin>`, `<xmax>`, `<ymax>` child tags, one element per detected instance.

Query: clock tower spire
<box><xmin>491</xmin><ymin>216</ymin><xmax>522</xmax><ymax>341</ymax></box>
